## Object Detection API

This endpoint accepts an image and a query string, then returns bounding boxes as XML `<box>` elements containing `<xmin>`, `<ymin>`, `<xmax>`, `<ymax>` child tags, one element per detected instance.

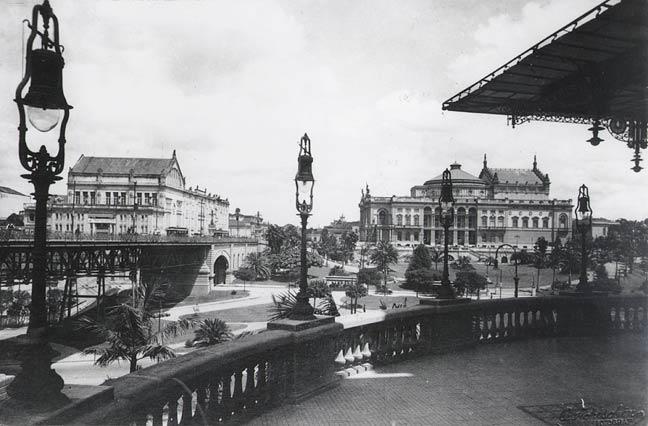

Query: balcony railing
<box><xmin>45</xmin><ymin>294</ymin><xmax>647</xmax><ymax>425</ymax></box>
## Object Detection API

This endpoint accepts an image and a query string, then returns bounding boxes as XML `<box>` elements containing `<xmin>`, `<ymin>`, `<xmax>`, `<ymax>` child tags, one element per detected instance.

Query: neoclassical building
<box><xmin>23</xmin><ymin>151</ymin><xmax>230</xmax><ymax>236</ymax></box>
<box><xmin>359</xmin><ymin>156</ymin><xmax>573</xmax><ymax>250</ymax></box>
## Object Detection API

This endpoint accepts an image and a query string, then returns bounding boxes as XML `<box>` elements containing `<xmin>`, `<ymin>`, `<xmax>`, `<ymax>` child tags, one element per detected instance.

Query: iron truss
<box><xmin>508</xmin><ymin>114</ymin><xmax>648</xmax><ymax>172</ymax></box>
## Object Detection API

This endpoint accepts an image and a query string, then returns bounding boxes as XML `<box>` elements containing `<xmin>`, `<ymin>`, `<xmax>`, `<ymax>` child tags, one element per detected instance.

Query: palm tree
<box><xmin>79</xmin><ymin>280</ymin><xmax>194</xmax><ymax>373</ymax></box>
<box><xmin>244</xmin><ymin>252</ymin><xmax>271</xmax><ymax>280</ymax></box>
<box><xmin>370</xmin><ymin>241</ymin><xmax>399</xmax><ymax>295</ymax></box>
<box><xmin>191</xmin><ymin>318</ymin><xmax>232</xmax><ymax>347</ymax></box>
<box><xmin>80</xmin><ymin>304</ymin><xmax>194</xmax><ymax>373</ymax></box>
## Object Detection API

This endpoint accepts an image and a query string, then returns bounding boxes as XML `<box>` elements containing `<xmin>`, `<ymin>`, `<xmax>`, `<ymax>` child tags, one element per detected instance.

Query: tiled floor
<box><xmin>248</xmin><ymin>334</ymin><xmax>648</xmax><ymax>425</ymax></box>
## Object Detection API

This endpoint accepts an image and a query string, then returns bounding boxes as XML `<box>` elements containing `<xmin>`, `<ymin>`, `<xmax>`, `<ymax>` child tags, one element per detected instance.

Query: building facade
<box><xmin>228</xmin><ymin>211</ymin><xmax>267</xmax><ymax>240</ymax></box>
<box><xmin>24</xmin><ymin>151</ymin><xmax>230</xmax><ymax>236</ymax></box>
<box><xmin>359</xmin><ymin>156</ymin><xmax>573</xmax><ymax>250</ymax></box>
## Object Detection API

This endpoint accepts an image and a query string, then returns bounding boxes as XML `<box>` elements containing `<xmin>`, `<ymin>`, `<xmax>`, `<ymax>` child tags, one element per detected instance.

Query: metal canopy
<box><xmin>442</xmin><ymin>0</ymin><xmax>648</xmax><ymax>172</ymax></box>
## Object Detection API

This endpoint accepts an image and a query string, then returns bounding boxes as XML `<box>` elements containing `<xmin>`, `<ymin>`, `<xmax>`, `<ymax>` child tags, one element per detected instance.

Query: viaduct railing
<box><xmin>45</xmin><ymin>294</ymin><xmax>647</xmax><ymax>425</ymax></box>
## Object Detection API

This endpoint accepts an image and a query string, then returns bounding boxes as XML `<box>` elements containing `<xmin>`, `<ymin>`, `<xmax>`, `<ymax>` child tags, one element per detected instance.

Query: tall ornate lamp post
<box><xmin>8</xmin><ymin>0</ymin><xmax>71</xmax><ymax>405</ymax></box>
<box><xmin>574</xmin><ymin>184</ymin><xmax>593</xmax><ymax>293</ymax></box>
<box><xmin>291</xmin><ymin>133</ymin><xmax>316</xmax><ymax>320</ymax></box>
<box><xmin>493</xmin><ymin>244</ymin><xmax>520</xmax><ymax>298</ymax></box>
<box><xmin>235</xmin><ymin>207</ymin><xmax>240</xmax><ymax>237</ymax></box>
<box><xmin>437</xmin><ymin>169</ymin><xmax>455</xmax><ymax>299</ymax></box>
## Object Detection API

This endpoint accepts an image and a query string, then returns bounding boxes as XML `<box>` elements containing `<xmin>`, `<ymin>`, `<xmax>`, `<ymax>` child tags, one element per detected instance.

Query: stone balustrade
<box><xmin>44</xmin><ymin>294</ymin><xmax>647</xmax><ymax>425</ymax></box>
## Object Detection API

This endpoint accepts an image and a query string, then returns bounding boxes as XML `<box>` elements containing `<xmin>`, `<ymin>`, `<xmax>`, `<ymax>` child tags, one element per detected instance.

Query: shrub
<box><xmin>357</xmin><ymin>268</ymin><xmax>382</xmax><ymax>287</ymax></box>
<box><xmin>230</xmin><ymin>290</ymin><xmax>237</xmax><ymax>295</ymax></box>
<box><xmin>192</xmin><ymin>318</ymin><xmax>233</xmax><ymax>347</ymax></box>
<box><xmin>329</xmin><ymin>265</ymin><xmax>347</xmax><ymax>276</ymax></box>
<box><xmin>591</xmin><ymin>278</ymin><xmax>622</xmax><ymax>293</ymax></box>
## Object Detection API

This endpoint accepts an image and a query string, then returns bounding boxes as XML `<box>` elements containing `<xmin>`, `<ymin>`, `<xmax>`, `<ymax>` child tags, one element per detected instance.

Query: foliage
<box><xmin>234</xmin><ymin>267</ymin><xmax>257</xmax><ymax>282</ymax></box>
<box><xmin>78</xmin><ymin>280</ymin><xmax>195</xmax><ymax>373</ymax></box>
<box><xmin>191</xmin><ymin>318</ymin><xmax>232</xmax><ymax>348</ymax></box>
<box><xmin>429</xmin><ymin>247</ymin><xmax>442</xmax><ymax>271</ymax></box>
<box><xmin>269</xmin><ymin>291</ymin><xmax>340</xmax><ymax>320</ymax></box>
<box><xmin>533</xmin><ymin>237</ymin><xmax>549</xmax><ymax>288</ymax></box>
<box><xmin>591</xmin><ymin>278</ymin><xmax>622</xmax><ymax>293</ymax></box>
<box><xmin>452</xmin><ymin>256</ymin><xmax>474</xmax><ymax>271</ymax></box>
<box><xmin>244</xmin><ymin>252</ymin><xmax>270</xmax><ymax>280</ymax></box>
<box><xmin>316</xmin><ymin>229</ymin><xmax>338</xmax><ymax>263</ymax></box>
<box><xmin>308</xmin><ymin>279</ymin><xmax>331</xmax><ymax>306</ymax></box>
<box><xmin>329</xmin><ymin>265</ymin><xmax>348</xmax><ymax>276</ymax></box>
<box><xmin>369</xmin><ymin>241</ymin><xmax>399</xmax><ymax>295</ymax></box>
<box><xmin>453</xmin><ymin>271</ymin><xmax>488</xmax><ymax>297</ymax></box>
<box><xmin>344</xmin><ymin>281</ymin><xmax>368</xmax><ymax>314</ymax></box>
<box><xmin>265</xmin><ymin>224</ymin><xmax>301</xmax><ymax>255</ymax></box>
<box><xmin>403</xmin><ymin>268</ymin><xmax>439</xmax><ymax>294</ymax></box>
<box><xmin>332</xmin><ymin>231</ymin><xmax>359</xmax><ymax>264</ymax></box>
<box><xmin>378</xmin><ymin>299</ymin><xmax>387</xmax><ymax>310</ymax></box>
<box><xmin>266</xmin><ymin>247</ymin><xmax>323</xmax><ymax>278</ymax></box>
<box><xmin>47</xmin><ymin>288</ymin><xmax>63</xmax><ymax>321</ymax></box>
<box><xmin>511</xmin><ymin>249</ymin><xmax>532</xmax><ymax>265</ymax></box>
<box><xmin>594</xmin><ymin>263</ymin><xmax>609</xmax><ymax>280</ymax></box>
<box><xmin>357</xmin><ymin>268</ymin><xmax>383</xmax><ymax>289</ymax></box>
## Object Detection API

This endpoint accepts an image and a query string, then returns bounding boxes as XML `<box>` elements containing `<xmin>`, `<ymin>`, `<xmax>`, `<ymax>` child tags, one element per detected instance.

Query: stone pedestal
<box><xmin>418</xmin><ymin>298</ymin><xmax>475</xmax><ymax>354</ymax></box>
<box><xmin>267</xmin><ymin>316</ymin><xmax>341</xmax><ymax>403</ymax></box>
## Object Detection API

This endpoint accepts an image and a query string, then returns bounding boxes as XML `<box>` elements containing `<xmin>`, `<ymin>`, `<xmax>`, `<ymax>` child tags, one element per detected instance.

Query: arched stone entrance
<box><xmin>214</xmin><ymin>255</ymin><xmax>229</xmax><ymax>284</ymax></box>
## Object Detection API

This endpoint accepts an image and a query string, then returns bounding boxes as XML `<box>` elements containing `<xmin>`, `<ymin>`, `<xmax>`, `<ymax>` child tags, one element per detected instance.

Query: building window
<box><xmin>152</xmin><ymin>193</ymin><xmax>158</xmax><ymax>206</ymax></box>
<box><xmin>532</xmin><ymin>217</ymin><xmax>539</xmax><ymax>228</ymax></box>
<box><xmin>396</xmin><ymin>214</ymin><xmax>403</xmax><ymax>226</ymax></box>
<box><xmin>468</xmin><ymin>208</ymin><xmax>477</xmax><ymax>229</ymax></box>
<box><xmin>497</xmin><ymin>216</ymin><xmax>504</xmax><ymax>227</ymax></box>
<box><xmin>74</xmin><ymin>191</ymin><xmax>80</xmax><ymax>204</ymax></box>
<box><xmin>136</xmin><ymin>193</ymin><xmax>142</xmax><ymax>206</ymax></box>
<box><xmin>542</xmin><ymin>217</ymin><xmax>549</xmax><ymax>228</ymax></box>
<box><xmin>145</xmin><ymin>193</ymin><xmax>151</xmax><ymax>205</ymax></box>
<box><xmin>414</xmin><ymin>232</ymin><xmax>419</xmax><ymax>241</ymax></box>
<box><xmin>481</xmin><ymin>216</ymin><xmax>487</xmax><ymax>227</ymax></box>
<box><xmin>522</xmin><ymin>217</ymin><xmax>529</xmax><ymax>228</ymax></box>
<box><xmin>405</xmin><ymin>215</ymin><xmax>411</xmax><ymax>226</ymax></box>
<box><xmin>413</xmin><ymin>215</ymin><xmax>419</xmax><ymax>226</ymax></box>
<box><xmin>559</xmin><ymin>214</ymin><xmax>568</xmax><ymax>228</ymax></box>
<box><xmin>82</xmin><ymin>192</ymin><xmax>89</xmax><ymax>205</ymax></box>
<box><xmin>397</xmin><ymin>231</ymin><xmax>402</xmax><ymax>240</ymax></box>
<box><xmin>457</xmin><ymin>208</ymin><xmax>466</xmax><ymax>228</ymax></box>
<box><xmin>105</xmin><ymin>192</ymin><xmax>111</xmax><ymax>205</ymax></box>
<box><xmin>489</xmin><ymin>216</ymin><xmax>495</xmax><ymax>227</ymax></box>
<box><xmin>424</xmin><ymin>207</ymin><xmax>432</xmax><ymax>227</ymax></box>
<box><xmin>378</xmin><ymin>210</ymin><xmax>387</xmax><ymax>225</ymax></box>
<box><xmin>512</xmin><ymin>217</ymin><xmax>519</xmax><ymax>228</ymax></box>
<box><xmin>121</xmin><ymin>192</ymin><xmax>126</xmax><ymax>205</ymax></box>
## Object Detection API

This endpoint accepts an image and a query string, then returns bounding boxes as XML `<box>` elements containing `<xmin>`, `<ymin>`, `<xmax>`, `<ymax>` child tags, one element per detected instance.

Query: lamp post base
<box><xmin>435</xmin><ymin>283</ymin><xmax>456</xmax><ymax>299</ymax></box>
<box><xmin>4</xmin><ymin>334</ymin><xmax>68</xmax><ymax>408</ymax></box>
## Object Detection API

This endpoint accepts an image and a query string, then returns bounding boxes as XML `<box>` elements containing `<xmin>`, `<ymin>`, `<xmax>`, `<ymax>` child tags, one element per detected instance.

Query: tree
<box><xmin>357</xmin><ymin>268</ymin><xmax>382</xmax><ymax>288</ymax></box>
<box><xmin>453</xmin><ymin>271</ymin><xmax>488</xmax><ymax>298</ymax></box>
<box><xmin>404</xmin><ymin>244</ymin><xmax>436</xmax><ymax>295</ymax></box>
<box><xmin>244</xmin><ymin>252</ymin><xmax>270</xmax><ymax>280</ymax></box>
<box><xmin>533</xmin><ymin>237</ymin><xmax>548</xmax><ymax>290</ymax></box>
<box><xmin>344</xmin><ymin>281</ymin><xmax>368</xmax><ymax>314</ymax></box>
<box><xmin>548</xmin><ymin>237</ymin><xmax>564</xmax><ymax>289</ymax></box>
<box><xmin>429</xmin><ymin>247</ymin><xmax>442</xmax><ymax>271</ymax></box>
<box><xmin>265</xmin><ymin>224</ymin><xmax>286</xmax><ymax>254</ymax></box>
<box><xmin>79</xmin><ymin>281</ymin><xmax>195</xmax><ymax>373</ymax></box>
<box><xmin>452</xmin><ymin>256</ymin><xmax>474</xmax><ymax>271</ymax></box>
<box><xmin>369</xmin><ymin>241</ymin><xmax>399</xmax><ymax>295</ymax></box>
<box><xmin>317</xmin><ymin>229</ymin><xmax>337</xmax><ymax>265</ymax></box>
<box><xmin>234</xmin><ymin>267</ymin><xmax>256</xmax><ymax>290</ymax></box>
<box><xmin>308</xmin><ymin>279</ymin><xmax>331</xmax><ymax>307</ymax></box>
<box><xmin>190</xmin><ymin>318</ymin><xmax>232</xmax><ymax>348</ymax></box>
<box><xmin>340</xmin><ymin>231</ymin><xmax>359</xmax><ymax>265</ymax></box>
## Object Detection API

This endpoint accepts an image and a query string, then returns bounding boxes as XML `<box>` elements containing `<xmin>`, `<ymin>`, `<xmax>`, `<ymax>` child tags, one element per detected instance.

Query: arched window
<box><xmin>405</xmin><ymin>215</ymin><xmax>411</xmax><ymax>226</ymax></box>
<box><xmin>542</xmin><ymin>217</ymin><xmax>549</xmax><ymax>228</ymax></box>
<box><xmin>559</xmin><ymin>214</ymin><xmax>568</xmax><ymax>228</ymax></box>
<box><xmin>413</xmin><ymin>215</ymin><xmax>419</xmax><ymax>226</ymax></box>
<box><xmin>481</xmin><ymin>216</ymin><xmax>487</xmax><ymax>227</ymax></box>
<box><xmin>468</xmin><ymin>208</ymin><xmax>477</xmax><ymax>229</ymax></box>
<box><xmin>424</xmin><ymin>207</ymin><xmax>432</xmax><ymax>227</ymax></box>
<box><xmin>435</xmin><ymin>207</ymin><xmax>442</xmax><ymax>227</ymax></box>
<box><xmin>497</xmin><ymin>216</ymin><xmax>504</xmax><ymax>227</ymax></box>
<box><xmin>512</xmin><ymin>216</ymin><xmax>519</xmax><ymax>228</ymax></box>
<box><xmin>378</xmin><ymin>210</ymin><xmax>387</xmax><ymax>225</ymax></box>
<box><xmin>396</xmin><ymin>214</ymin><xmax>403</xmax><ymax>226</ymax></box>
<box><xmin>489</xmin><ymin>216</ymin><xmax>495</xmax><ymax>227</ymax></box>
<box><xmin>522</xmin><ymin>217</ymin><xmax>529</xmax><ymax>228</ymax></box>
<box><xmin>457</xmin><ymin>208</ymin><xmax>466</xmax><ymax>228</ymax></box>
<box><xmin>532</xmin><ymin>217</ymin><xmax>539</xmax><ymax>228</ymax></box>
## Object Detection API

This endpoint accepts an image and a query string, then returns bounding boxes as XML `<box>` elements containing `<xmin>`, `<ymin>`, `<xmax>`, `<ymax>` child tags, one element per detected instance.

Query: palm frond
<box><xmin>140</xmin><ymin>344</ymin><xmax>176</xmax><ymax>362</ymax></box>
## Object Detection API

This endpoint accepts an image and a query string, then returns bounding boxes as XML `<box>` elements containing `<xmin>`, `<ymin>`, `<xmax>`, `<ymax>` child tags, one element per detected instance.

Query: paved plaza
<box><xmin>249</xmin><ymin>334</ymin><xmax>648</xmax><ymax>425</ymax></box>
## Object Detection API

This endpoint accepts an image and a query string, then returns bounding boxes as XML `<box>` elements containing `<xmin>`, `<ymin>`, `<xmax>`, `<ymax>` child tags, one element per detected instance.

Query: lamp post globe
<box><xmin>574</xmin><ymin>184</ymin><xmax>593</xmax><ymax>293</ymax></box>
<box><xmin>437</xmin><ymin>168</ymin><xmax>456</xmax><ymax>299</ymax></box>
<box><xmin>8</xmin><ymin>0</ymin><xmax>71</xmax><ymax>406</ymax></box>
<box><xmin>291</xmin><ymin>133</ymin><xmax>316</xmax><ymax>320</ymax></box>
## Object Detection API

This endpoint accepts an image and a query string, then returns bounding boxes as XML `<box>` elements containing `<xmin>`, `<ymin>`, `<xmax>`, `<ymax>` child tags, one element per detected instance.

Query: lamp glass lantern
<box><xmin>438</xmin><ymin>168</ymin><xmax>455</xmax><ymax>226</ymax></box>
<box><xmin>575</xmin><ymin>184</ymin><xmax>592</xmax><ymax>233</ymax></box>
<box><xmin>295</xmin><ymin>133</ymin><xmax>314</xmax><ymax>215</ymax></box>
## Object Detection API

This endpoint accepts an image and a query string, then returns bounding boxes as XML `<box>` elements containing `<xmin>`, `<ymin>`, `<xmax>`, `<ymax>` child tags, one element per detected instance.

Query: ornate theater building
<box><xmin>359</xmin><ymin>156</ymin><xmax>573</xmax><ymax>250</ymax></box>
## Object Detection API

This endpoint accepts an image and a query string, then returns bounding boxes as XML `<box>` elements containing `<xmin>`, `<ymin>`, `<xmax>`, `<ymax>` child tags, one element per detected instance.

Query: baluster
<box><xmin>232</xmin><ymin>370</ymin><xmax>244</xmax><ymax>416</ymax></box>
<box><xmin>179</xmin><ymin>391</ymin><xmax>193</xmax><ymax>425</ymax></box>
<box><xmin>361</xmin><ymin>342</ymin><xmax>372</xmax><ymax>363</ymax></box>
<box><xmin>221</xmin><ymin>374</ymin><xmax>232</xmax><ymax>421</ymax></box>
<box><xmin>195</xmin><ymin>385</ymin><xmax>207</xmax><ymax>423</ymax></box>
<box><xmin>480</xmin><ymin>313</ymin><xmax>489</xmax><ymax>341</ymax></box>
<box><xmin>489</xmin><ymin>312</ymin><xmax>497</xmax><ymax>341</ymax></box>
<box><xmin>151</xmin><ymin>404</ymin><xmax>164</xmax><ymax>426</ymax></box>
<box><xmin>352</xmin><ymin>344</ymin><xmax>363</xmax><ymax>366</ymax></box>
<box><xmin>613</xmin><ymin>306</ymin><xmax>622</xmax><ymax>330</ymax></box>
<box><xmin>168</xmin><ymin>398</ymin><xmax>179</xmax><ymax>426</ymax></box>
<box><xmin>244</xmin><ymin>364</ymin><xmax>256</xmax><ymax>410</ymax></box>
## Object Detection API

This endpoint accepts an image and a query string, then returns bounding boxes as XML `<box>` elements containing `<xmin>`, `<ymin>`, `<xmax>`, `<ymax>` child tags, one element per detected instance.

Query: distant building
<box><xmin>308</xmin><ymin>215</ymin><xmax>360</xmax><ymax>244</ymax></box>
<box><xmin>229</xmin><ymin>211</ymin><xmax>267</xmax><ymax>240</ymax></box>
<box><xmin>359</xmin><ymin>156</ymin><xmax>573</xmax><ymax>250</ymax></box>
<box><xmin>0</xmin><ymin>186</ymin><xmax>30</xmax><ymax>221</ymax></box>
<box><xmin>23</xmin><ymin>151</ymin><xmax>229</xmax><ymax>236</ymax></box>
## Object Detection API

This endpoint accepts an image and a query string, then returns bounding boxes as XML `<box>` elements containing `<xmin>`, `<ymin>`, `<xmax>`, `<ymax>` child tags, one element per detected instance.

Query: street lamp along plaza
<box><xmin>8</xmin><ymin>0</ymin><xmax>71</xmax><ymax>406</ymax></box>
<box><xmin>574</xmin><ymin>184</ymin><xmax>593</xmax><ymax>293</ymax></box>
<box><xmin>291</xmin><ymin>133</ymin><xmax>317</xmax><ymax>320</ymax></box>
<box><xmin>437</xmin><ymin>168</ymin><xmax>456</xmax><ymax>299</ymax></box>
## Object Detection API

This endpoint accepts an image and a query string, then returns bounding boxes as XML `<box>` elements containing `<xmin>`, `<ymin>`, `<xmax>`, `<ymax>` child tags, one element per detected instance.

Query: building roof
<box><xmin>486</xmin><ymin>168</ymin><xmax>543</xmax><ymax>185</ymax></box>
<box><xmin>424</xmin><ymin>163</ymin><xmax>484</xmax><ymax>185</ymax></box>
<box><xmin>0</xmin><ymin>186</ymin><xmax>26</xmax><ymax>196</ymax></box>
<box><xmin>70</xmin><ymin>155</ymin><xmax>175</xmax><ymax>176</ymax></box>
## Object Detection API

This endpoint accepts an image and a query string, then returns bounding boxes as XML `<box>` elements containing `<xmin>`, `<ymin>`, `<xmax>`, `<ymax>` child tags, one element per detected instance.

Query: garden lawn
<box><xmin>171</xmin><ymin>290</ymin><xmax>249</xmax><ymax>307</ymax></box>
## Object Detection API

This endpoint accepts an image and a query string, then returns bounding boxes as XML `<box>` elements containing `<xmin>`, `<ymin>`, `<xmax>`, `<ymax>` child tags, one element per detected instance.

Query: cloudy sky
<box><xmin>1</xmin><ymin>0</ymin><xmax>645</xmax><ymax>227</ymax></box>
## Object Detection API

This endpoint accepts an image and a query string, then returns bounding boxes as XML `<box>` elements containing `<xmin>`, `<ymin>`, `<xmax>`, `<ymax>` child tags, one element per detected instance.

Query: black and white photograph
<box><xmin>0</xmin><ymin>0</ymin><xmax>646</xmax><ymax>424</ymax></box>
